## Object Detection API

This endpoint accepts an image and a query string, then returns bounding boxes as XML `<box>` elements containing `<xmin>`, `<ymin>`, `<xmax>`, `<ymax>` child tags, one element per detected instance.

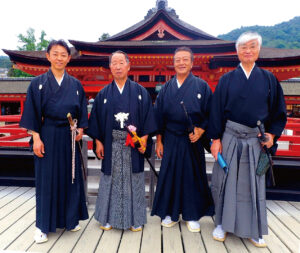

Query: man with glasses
<box><xmin>208</xmin><ymin>32</ymin><xmax>286</xmax><ymax>247</ymax></box>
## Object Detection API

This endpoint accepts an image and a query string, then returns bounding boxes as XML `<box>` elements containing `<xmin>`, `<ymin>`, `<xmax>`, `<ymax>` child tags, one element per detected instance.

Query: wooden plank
<box><xmin>0</xmin><ymin>207</ymin><xmax>35</xmax><ymax>250</ymax></box>
<box><xmin>0</xmin><ymin>187</ymin><xmax>31</xmax><ymax>208</ymax></box>
<box><xmin>0</xmin><ymin>186</ymin><xmax>19</xmax><ymax>199</ymax></box>
<box><xmin>0</xmin><ymin>188</ymin><xmax>35</xmax><ymax>220</ymax></box>
<box><xmin>72</xmin><ymin>212</ymin><xmax>104</xmax><ymax>253</ymax></box>
<box><xmin>267</xmin><ymin>200</ymin><xmax>300</xmax><ymax>238</ymax></box>
<box><xmin>140</xmin><ymin>214</ymin><xmax>161</xmax><ymax>253</ymax></box>
<box><xmin>48</xmin><ymin>210</ymin><xmax>93</xmax><ymax>253</ymax></box>
<box><xmin>94</xmin><ymin>229</ymin><xmax>123</xmax><ymax>253</ymax></box>
<box><xmin>289</xmin><ymin>201</ymin><xmax>300</xmax><ymax>211</ymax></box>
<box><xmin>0</xmin><ymin>186</ymin><xmax>8</xmax><ymax>191</ymax></box>
<box><xmin>180</xmin><ymin>220</ymin><xmax>206</xmax><ymax>253</ymax></box>
<box><xmin>276</xmin><ymin>200</ymin><xmax>300</xmax><ymax>223</ymax></box>
<box><xmin>118</xmin><ymin>229</ymin><xmax>143</xmax><ymax>253</ymax></box>
<box><xmin>162</xmin><ymin>223</ymin><xmax>183</xmax><ymax>253</ymax></box>
<box><xmin>224</xmin><ymin>233</ymin><xmax>248</xmax><ymax>253</ymax></box>
<box><xmin>242</xmin><ymin>238</ymin><xmax>270</xmax><ymax>253</ymax></box>
<box><xmin>28</xmin><ymin>228</ymin><xmax>65</xmax><ymax>253</ymax></box>
<box><xmin>0</xmin><ymin>197</ymin><xmax>35</xmax><ymax>234</ymax></box>
<box><xmin>200</xmin><ymin>217</ymin><xmax>227</xmax><ymax>253</ymax></box>
<box><xmin>267</xmin><ymin>209</ymin><xmax>299</xmax><ymax>253</ymax></box>
<box><xmin>5</xmin><ymin>222</ymin><xmax>36</xmax><ymax>252</ymax></box>
<box><xmin>264</xmin><ymin>227</ymin><xmax>291</xmax><ymax>253</ymax></box>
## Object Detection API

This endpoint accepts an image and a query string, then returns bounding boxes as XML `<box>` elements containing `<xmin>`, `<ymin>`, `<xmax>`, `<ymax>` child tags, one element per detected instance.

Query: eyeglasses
<box><xmin>238</xmin><ymin>44</ymin><xmax>259</xmax><ymax>52</ymax></box>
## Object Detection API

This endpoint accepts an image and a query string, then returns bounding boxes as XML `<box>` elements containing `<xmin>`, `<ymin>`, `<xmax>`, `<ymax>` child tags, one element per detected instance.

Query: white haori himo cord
<box><xmin>70</xmin><ymin>119</ymin><xmax>78</xmax><ymax>184</ymax></box>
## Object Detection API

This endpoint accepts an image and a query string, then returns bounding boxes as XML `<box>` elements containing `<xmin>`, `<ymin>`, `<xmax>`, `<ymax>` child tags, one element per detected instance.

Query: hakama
<box><xmin>86</xmin><ymin>79</ymin><xmax>156</xmax><ymax>229</ymax></box>
<box><xmin>208</xmin><ymin>65</ymin><xmax>287</xmax><ymax>239</ymax></box>
<box><xmin>151</xmin><ymin>73</ymin><xmax>214</xmax><ymax>221</ymax></box>
<box><xmin>20</xmin><ymin>70</ymin><xmax>89</xmax><ymax>234</ymax></box>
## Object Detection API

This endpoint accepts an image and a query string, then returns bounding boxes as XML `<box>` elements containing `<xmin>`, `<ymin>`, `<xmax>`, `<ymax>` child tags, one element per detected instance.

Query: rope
<box><xmin>70</xmin><ymin>119</ymin><xmax>78</xmax><ymax>184</ymax></box>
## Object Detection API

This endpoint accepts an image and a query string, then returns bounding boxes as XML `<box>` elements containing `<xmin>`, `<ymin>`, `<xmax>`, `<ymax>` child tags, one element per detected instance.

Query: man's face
<box><xmin>237</xmin><ymin>39</ymin><xmax>260</xmax><ymax>65</ymax></box>
<box><xmin>174</xmin><ymin>50</ymin><xmax>193</xmax><ymax>76</ymax></box>
<box><xmin>110</xmin><ymin>53</ymin><xmax>130</xmax><ymax>81</ymax></box>
<box><xmin>46</xmin><ymin>45</ymin><xmax>71</xmax><ymax>71</ymax></box>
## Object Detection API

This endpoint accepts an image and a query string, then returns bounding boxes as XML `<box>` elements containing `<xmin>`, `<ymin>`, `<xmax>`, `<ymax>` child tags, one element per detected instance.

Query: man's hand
<box><xmin>189</xmin><ymin>127</ymin><xmax>205</xmax><ymax>143</ymax></box>
<box><xmin>260</xmin><ymin>133</ymin><xmax>275</xmax><ymax>149</ymax></box>
<box><xmin>156</xmin><ymin>134</ymin><xmax>163</xmax><ymax>159</ymax></box>
<box><xmin>138</xmin><ymin>135</ymin><xmax>148</xmax><ymax>154</ymax></box>
<box><xmin>32</xmin><ymin>132</ymin><xmax>45</xmax><ymax>158</ymax></box>
<box><xmin>75</xmin><ymin>128</ymin><xmax>83</xmax><ymax>141</ymax></box>
<box><xmin>95</xmin><ymin>139</ymin><xmax>104</xmax><ymax>159</ymax></box>
<box><xmin>211</xmin><ymin>139</ymin><xmax>222</xmax><ymax>161</ymax></box>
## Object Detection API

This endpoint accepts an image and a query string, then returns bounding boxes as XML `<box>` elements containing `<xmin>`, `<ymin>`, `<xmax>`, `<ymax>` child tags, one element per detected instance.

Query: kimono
<box><xmin>151</xmin><ymin>73</ymin><xmax>214</xmax><ymax>222</ymax></box>
<box><xmin>207</xmin><ymin>64</ymin><xmax>287</xmax><ymax>239</ymax></box>
<box><xmin>20</xmin><ymin>69</ymin><xmax>89</xmax><ymax>234</ymax></box>
<box><xmin>86</xmin><ymin>79</ymin><xmax>156</xmax><ymax>229</ymax></box>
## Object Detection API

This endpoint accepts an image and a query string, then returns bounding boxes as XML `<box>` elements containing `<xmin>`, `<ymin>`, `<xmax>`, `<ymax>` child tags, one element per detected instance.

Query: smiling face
<box><xmin>237</xmin><ymin>39</ymin><xmax>260</xmax><ymax>65</ymax></box>
<box><xmin>109</xmin><ymin>53</ymin><xmax>130</xmax><ymax>82</ymax></box>
<box><xmin>174</xmin><ymin>50</ymin><xmax>193</xmax><ymax>77</ymax></box>
<box><xmin>46</xmin><ymin>45</ymin><xmax>71</xmax><ymax>72</ymax></box>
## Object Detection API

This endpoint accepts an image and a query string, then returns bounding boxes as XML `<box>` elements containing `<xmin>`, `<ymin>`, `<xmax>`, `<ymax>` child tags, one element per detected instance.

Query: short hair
<box><xmin>47</xmin><ymin>40</ymin><xmax>71</xmax><ymax>55</ymax></box>
<box><xmin>174</xmin><ymin>46</ymin><xmax>194</xmax><ymax>62</ymax></box>
<box><xmin>235</xmin><ymin>32</ymin><xmax>262</xmax><ymax>51</ymax></box>
<box><xmin>109</xmin><ymin>50</ymin><xmax>130</xmax><ymax>65</ymax></box>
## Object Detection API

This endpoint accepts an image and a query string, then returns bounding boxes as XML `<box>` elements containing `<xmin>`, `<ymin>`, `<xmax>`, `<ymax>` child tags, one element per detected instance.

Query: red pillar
<box><xmin>20</xmin><ymin>100</ymin><xmax>24</xmax><ymax>114</ymax></box>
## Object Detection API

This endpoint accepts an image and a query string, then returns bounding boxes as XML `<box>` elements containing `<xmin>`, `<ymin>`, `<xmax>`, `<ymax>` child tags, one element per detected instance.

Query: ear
<box><xmin>127</xmin><ymin>62</ymin><xmax>131</xmax><ymax>72</ymax></box>
<box><xmin>46</xmin><ymin>53</ymin><xmax>51</xmax><ymax>62</ymax></box>
<box><xmin>67</xmin><ymin>55</ymin><xmax>71</xmax><ymax>63</ymax></box>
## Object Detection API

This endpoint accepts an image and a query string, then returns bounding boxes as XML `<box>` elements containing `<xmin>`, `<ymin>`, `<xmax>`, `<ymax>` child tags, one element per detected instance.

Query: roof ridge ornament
<box><xmin>156</xmin><ymin>0</ymin><xmax>168</xmax><ymax>10</ymax></box>
<box><xmin>145</xmin><ymin>0</ymin><xmax>178</xmax><ymax>19</ymax></box>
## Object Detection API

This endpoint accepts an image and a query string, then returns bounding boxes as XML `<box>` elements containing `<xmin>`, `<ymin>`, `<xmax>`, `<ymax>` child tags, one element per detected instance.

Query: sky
<box><xmin>0</xmin><ymin>0</ymin><xmax>299</xmax><ymax>56</ymax></box>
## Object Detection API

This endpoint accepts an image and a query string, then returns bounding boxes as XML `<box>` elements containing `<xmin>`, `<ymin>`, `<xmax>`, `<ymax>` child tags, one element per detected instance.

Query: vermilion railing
<box><xmin>0</xmin><ymin>115</ymin><xmax>300</xmax><ymax>156</ymax></box>
<box><xmin>276</xmin><ymin>118</ymin><xmax>300</xmax><ymax>156</ymax></box>
<box><xmin>0</xmin><ymin>115</ymin><xmax>30</xmax><ymax>147</ymax></box>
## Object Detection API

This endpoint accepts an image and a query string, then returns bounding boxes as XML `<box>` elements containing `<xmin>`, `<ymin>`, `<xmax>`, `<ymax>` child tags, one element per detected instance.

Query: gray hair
<box><xmin>235</xmin><ymin>31</ymin><xmax>262</xmax><ymax>51</ymax></box>
<box><xmin>109</xmin><ymin>50</ymin><xmax>130</xmax><ymax>65</ymax></box>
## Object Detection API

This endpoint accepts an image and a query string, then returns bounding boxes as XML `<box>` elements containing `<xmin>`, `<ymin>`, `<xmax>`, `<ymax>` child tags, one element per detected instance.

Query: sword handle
<box><xmin>67</xmin><ymin>113</ymin><xmax>75</xmax><ymax>126</ymax></box>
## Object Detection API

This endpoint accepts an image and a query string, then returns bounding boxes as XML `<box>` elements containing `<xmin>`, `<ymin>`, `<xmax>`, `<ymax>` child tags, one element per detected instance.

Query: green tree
<box><xmin>7</xmin><ymin>68</ymin><xmax>33</xmax><ymax>77</ymax></box>
<box><xmin>99</xmin><ymin>33</ymin><xmax>110</xmax><ymax>41</ymax></box>
<box><xmin>9</xmin><ymin>28</ymin><xmax>50</xmax><ymax>77</ymax></box>
<box><xmin>17</xmin><ymin>28</ymin><xmax>49</xmax><ymax>51</ymax></box>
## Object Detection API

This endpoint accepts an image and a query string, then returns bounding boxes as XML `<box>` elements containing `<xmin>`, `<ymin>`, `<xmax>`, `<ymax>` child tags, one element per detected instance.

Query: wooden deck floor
<box><xmin>0</xmin><ymin>186</ymin><xmax>299</xmax><ymax>253</ymax></box>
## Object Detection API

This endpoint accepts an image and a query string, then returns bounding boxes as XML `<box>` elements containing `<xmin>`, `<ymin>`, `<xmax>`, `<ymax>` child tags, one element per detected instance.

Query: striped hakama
<box><xmin>94</xmin><ymin>130</ymin><xmax>147</xmax><ymax>230</ymax></box>
<box><xmin>211</xmin><ymin>120</ymin><xmax>268</xmax><ymax>240</ymax></box>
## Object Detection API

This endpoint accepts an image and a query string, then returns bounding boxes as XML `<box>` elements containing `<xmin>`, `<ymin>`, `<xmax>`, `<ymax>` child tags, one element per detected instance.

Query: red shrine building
<box><xmin>2</xmin><ymin>0</ymin><xmax>300</xmax><ymax>114</ymax></box>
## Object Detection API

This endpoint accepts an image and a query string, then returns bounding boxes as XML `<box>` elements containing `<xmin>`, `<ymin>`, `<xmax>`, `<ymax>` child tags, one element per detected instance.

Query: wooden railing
<box><xmin>1</xmin><ymin>115</ymin><xmax>300</xmax><ymax>157</ymax></box>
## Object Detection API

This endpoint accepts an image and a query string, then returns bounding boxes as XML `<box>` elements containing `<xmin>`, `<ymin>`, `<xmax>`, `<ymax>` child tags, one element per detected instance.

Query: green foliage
<box><xmin>17</xmin><ymin>28</ymin><xmax>49</xmax><ymax>51</ymax></box>
<box><xmin>7</xmin><ymin>28</ymin><xmax>50</xmax><ymax>77</ymax></box>
<box><xmin>0</xmin><ymin>56</ymin><xmax>12</xmax><ymax>68</ymax></box>
<box><xmin>7</xmin><ymin>68</ymin><xmax>33</xmax><ymax>77</ymax></box>
<box><xmin>218</xmin><ymin>16</ymin><xmax>300</xmax><ymax>49</ymax></box>
<box><xmin>99</xmin><ymin>33</ymin><xmax>110</xmax><ymax>41</ymax></box>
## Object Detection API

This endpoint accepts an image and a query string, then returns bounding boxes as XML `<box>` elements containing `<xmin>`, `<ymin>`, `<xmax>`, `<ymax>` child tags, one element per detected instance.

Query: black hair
<box><xmin>109</xmin><ymin>50</ymin><xmax>130</xmax><ymax>65</ymax></box>
<box><xmin>47</xmin><ymin>39</ymin><xmax>71</xmax><ymax>55</ymax></box>
<box><xmin>174</xmin><ymin>46</ymin><xmax>194</xmax><ymax>62</ymax></box>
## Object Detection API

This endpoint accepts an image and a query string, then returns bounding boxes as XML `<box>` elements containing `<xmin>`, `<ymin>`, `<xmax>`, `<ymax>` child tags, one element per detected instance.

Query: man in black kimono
<box><xmin>151</xmin><ymin>47</ymin><xmax>214</xmax><ymax>232</ymax></box>
<box><xmin>20</xmin><ymin>40</ymin><xmax>88</xmax><ymax>243</ymax></box>
<box><xmin>208</xmin><ymin>32</ymin><xmax>287</xmax><ymax>247</ymax></box>
<box><xmin>86</xmin><ymin>51</ymin><xmax>156</xmax><ymax>231</ymax></box>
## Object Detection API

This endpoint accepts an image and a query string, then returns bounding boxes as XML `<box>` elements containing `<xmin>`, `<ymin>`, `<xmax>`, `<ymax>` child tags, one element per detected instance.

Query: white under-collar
<box><xmin>55</xmin><ymin>74</ymin><xmax>65</xmax><ymax>86</ymax></box>
<box><xmin>115</xmin><ymin>81</ymin><xmax>126</xmax><ymax>94</ymax></box>
<box><xmin>240</xmin><ymin>63</ymin><xmax>255</xmax><ymax>79</ymax></box>
<box><xmin>176</xmin><ymin>79</ymin><xmax>182</xmax><ymax>88</ymax></box>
